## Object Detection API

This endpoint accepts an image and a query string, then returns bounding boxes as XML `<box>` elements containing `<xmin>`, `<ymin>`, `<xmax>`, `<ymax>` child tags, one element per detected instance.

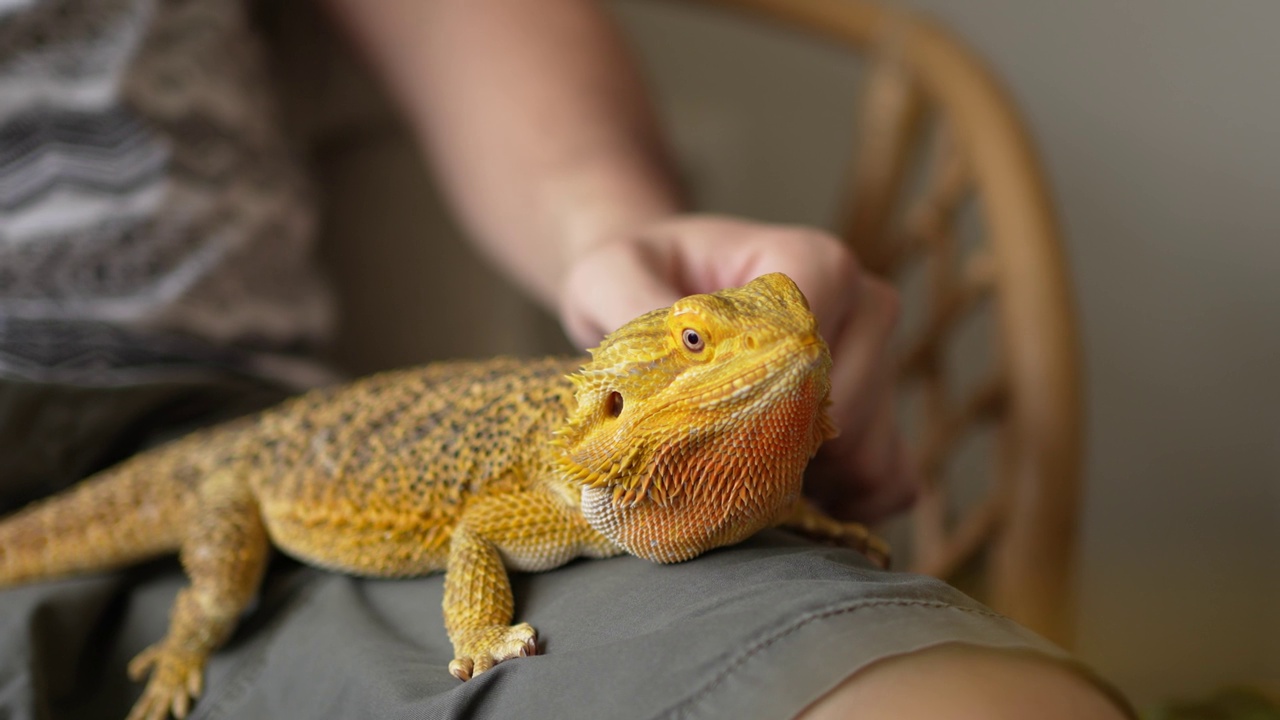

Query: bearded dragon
<box><xmin>0</xmin><ymin>273</ymin><xmax>888</xmax><ymax>720</ymax></box>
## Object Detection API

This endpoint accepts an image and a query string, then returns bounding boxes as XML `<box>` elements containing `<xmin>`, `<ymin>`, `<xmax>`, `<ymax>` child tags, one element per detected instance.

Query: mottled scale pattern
<box><xmin>246</xmin><ymin>356</ymin><xmax>582</xmax><ymax>576</ymax></box>
<box><xmin>0</xmin><ymin>273</ymin><xmax>889</xmax><ymax>720</ymax></box>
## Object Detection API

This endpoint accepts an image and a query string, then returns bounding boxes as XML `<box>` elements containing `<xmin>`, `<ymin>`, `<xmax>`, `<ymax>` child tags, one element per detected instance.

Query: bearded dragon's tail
<box><xmin>0</xmin><ymin>437</ymin><xmax>212</xmax><ymax>587</ymax></box>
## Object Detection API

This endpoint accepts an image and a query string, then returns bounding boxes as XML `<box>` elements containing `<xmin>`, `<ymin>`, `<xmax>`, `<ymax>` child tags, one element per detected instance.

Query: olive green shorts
<box><xmin>0</xmin><ymin>380</ymin><xmax>1125</xmax><ymax>720</ymax></box>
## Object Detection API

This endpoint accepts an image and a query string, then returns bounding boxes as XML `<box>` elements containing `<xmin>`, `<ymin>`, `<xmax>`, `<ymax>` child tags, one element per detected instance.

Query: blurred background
<box><xmin>265</xmin><ymin>0</ymin><xmax>1280</xmax><ymax>707</ymax></box>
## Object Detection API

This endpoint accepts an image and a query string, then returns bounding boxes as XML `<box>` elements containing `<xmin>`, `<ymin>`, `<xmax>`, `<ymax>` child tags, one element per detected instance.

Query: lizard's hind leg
<box><xmin>779</xmin><ymin>498</ymin><xmax>892</xmax><ymax>569</ymax></box>
<box><xmin>126</xmin><ymin>472</ymin><xmax>270</xmax><ymax>720</ymax></box>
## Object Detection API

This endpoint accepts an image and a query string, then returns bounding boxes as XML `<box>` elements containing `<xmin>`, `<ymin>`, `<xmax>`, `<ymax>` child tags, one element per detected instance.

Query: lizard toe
<box><xmin>125</xmin><ymin>644</ymin><xmax>205</xmax><ymax>720</ymax></box>
<box><xmin>865</xmin><ymin>534</ymin><xmax>892</xmax><ymax>569</ymax></box>
<box><xmin>448</xmin><ymin>657</ymin><xmax>474</xmax><ymax>681</ymax></box>
<box><xmin>449</xmin><ymin>623</ymin><xmax>539</xmax><ymax>681</ymax></box>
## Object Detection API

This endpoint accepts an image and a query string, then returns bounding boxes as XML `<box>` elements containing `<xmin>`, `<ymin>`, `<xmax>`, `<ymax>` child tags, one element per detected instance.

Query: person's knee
<box><xmin>796</xmin><ymin>644</ymin><xmax>1129</xmax><ymax>720</ymax></box>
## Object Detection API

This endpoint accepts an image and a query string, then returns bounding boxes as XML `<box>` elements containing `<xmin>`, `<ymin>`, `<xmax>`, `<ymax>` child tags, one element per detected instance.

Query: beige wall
<box><xmin>273</xmin><ymin>0</ymin><xmax>1280</xmax><ymax>706</ymax></box>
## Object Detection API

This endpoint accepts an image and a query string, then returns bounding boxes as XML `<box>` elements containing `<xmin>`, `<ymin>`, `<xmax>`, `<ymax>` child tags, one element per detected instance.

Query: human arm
<box><xmin>320</xmin><ymin>0</ymin><xmax>679</xmax><ymax>308</ymax></box>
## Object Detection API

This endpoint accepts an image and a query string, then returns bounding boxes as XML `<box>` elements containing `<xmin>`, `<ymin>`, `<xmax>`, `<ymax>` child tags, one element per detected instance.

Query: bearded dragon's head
<box><xmin>552</xmin><ymin>272</ymin><xmax>836</xmax><ymax>563</ymax></box>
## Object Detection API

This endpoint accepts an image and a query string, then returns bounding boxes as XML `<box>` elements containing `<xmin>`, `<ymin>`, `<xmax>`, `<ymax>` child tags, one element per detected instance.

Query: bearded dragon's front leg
<box><xmin>778</xmin><ymin>498</ymin><xmax>892</xmax><ymax>569</ymax></box>
<box><xmin>444</xmin><ymin>489</ymin><xmax>619</xmax><ymax>680</ymax></box>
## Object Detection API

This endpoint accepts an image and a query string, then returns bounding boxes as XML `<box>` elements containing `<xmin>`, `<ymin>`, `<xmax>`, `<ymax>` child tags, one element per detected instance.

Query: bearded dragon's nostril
<box><xmin>744</xmin><ymin>335</ymin><xmax>758</xmax><ymax>350</ymax></box>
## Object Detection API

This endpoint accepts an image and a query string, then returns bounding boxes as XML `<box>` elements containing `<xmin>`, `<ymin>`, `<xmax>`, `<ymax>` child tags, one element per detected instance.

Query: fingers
<box><xmin>723</xmin><ymin>226</ymin><xmax>863</xmax><ymax>345</ymax></box>
<box><xmin>807</xmin><ymin>274</ymin><xmax>917</xmax><ymax>522</ymax></box>
<box><xmin>558</xmin><ymin>239</ymin><xmax>681</xmax><ymax>349</ymax></box>
<box><xmin>628</xmin><ymin>216</ymin><xmax>863</xmax><ymax>342</ymax></box>
<box><xmin>558</xmin><ymin>215</ymin><xmax>857</xmax><ymax>347</ymax></box>
<box><xmin>824</xmin><ymin>275</ymin><xmax>898</xmax><ymax>439</ymax></box>
<box><xmin>554</xmin><ymin>214</ymin><xmax>916</xmax><ymax>522</ymax></box>
<box><xmin>828</xmin><ymin>387</ymin><xmax>917</xmax><ymax>522</ymax></box>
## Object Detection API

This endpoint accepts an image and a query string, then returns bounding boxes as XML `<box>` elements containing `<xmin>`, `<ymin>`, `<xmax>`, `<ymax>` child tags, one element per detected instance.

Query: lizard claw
<box><xmin>125</xmin><ymin>643</ymin><xmax>206</xmax><ymax>720</ymax></box>
<box><xmin>448</xmin><ymin>657</ymin><xmax>474</xmax><ymax>681</ymax></box>
<box><xmin>449</xmin><ymin>623</ymin><xmax>539</xmax><ymax>681</ymax></box>
<box><xmin>863</xmin><ymin>534</ymin><xmax>892</xmax><ymax>570</ymax></box>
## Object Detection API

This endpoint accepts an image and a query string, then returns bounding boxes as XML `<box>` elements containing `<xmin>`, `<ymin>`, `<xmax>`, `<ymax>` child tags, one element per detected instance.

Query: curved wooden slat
<box><xmin>839</xmin><ymin>21</ymin><xmax>926</xmax><ymax>275</ymax></box>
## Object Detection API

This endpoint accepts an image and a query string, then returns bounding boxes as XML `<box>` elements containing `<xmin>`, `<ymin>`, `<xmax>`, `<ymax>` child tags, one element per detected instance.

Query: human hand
<box><xmin>558</xmin><ymin>215</ymin><xmax>916</xmax><ymax>523</ymax></box>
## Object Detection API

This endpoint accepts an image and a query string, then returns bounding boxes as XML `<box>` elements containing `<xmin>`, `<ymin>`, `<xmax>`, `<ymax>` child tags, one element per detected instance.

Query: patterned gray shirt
<box><xmin>0</xmin><ymin>0</ymin><xmax>335</xmax><ymax>388</ymax></box>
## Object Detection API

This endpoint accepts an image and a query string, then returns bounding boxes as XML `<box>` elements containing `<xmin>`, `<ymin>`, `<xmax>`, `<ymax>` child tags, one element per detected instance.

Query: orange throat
<box><xmin>580</xmin><ymin>375</ymin><xmax>830</xmax><ymax>563</ymax></box>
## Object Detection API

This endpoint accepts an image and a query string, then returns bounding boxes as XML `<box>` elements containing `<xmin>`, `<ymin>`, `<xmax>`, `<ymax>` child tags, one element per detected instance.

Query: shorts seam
<box><xmin>657</xmin><ymin>598</ymin><xmax>1007</xmax><ymax>719</ymax></box>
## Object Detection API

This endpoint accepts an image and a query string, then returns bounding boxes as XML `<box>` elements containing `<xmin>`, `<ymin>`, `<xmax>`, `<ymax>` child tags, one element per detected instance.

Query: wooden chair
<box><xmin>681</xmin><ymin>0</ymin><xmax>1085</xmax><ymax>648</ymax></box>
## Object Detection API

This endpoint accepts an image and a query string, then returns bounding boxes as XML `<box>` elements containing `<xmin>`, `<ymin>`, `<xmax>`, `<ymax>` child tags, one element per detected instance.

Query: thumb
<box><xmin>558</xmin><ymin>242</ymin><xmax>682</xmax><ymax>350</ymax></box>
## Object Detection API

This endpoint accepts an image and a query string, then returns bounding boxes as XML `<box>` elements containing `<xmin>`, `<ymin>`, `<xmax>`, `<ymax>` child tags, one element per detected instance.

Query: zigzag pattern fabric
<box><xmin>0</xmin><ymin>0</ymin><xmax>334</xmax><ymax>387</ymax></box>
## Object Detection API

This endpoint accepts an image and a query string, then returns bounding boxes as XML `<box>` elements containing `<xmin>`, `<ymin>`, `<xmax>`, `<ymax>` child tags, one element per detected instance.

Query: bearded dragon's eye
<box><xmin>605</xmin><ymin>391</ymin><xmax>624</xmax><ymax>417</ymax></box>
<box><xmin>681</xmin><ymin>328</ymin><xmax>705</xmax><ymax>352</ymax></box>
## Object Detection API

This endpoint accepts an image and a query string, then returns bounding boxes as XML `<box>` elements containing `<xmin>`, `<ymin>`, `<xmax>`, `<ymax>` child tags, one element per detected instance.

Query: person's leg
<box><xmin>800</xmin><ymin>645</ymin><xmax>1131</xmax><ymax>720</ymax></box>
